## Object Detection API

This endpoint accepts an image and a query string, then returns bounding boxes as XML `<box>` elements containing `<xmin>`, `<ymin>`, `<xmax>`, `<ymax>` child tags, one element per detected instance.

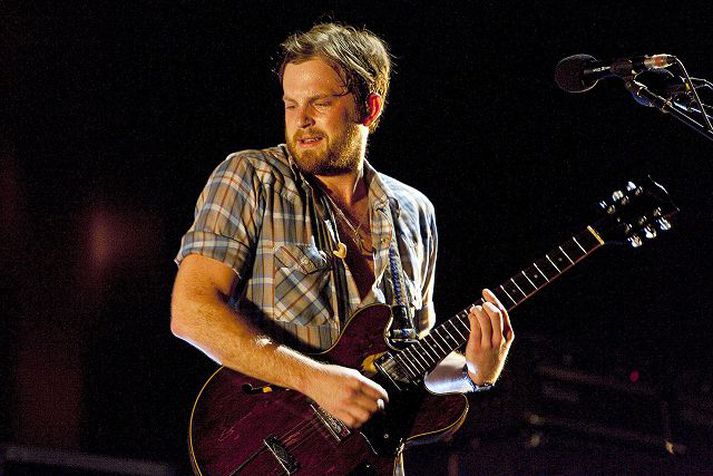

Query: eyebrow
<box><xmin>282</xmin><ymin>91</ymin><xmax>350</xmax><ymax>102</ymax></box>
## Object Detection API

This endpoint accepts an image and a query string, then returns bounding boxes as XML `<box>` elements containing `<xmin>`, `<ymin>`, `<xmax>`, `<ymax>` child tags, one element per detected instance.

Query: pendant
<box><xmin>333</xmin><ymin>242</ymin><xmax>348</xmax><ymax>259</ymax></box>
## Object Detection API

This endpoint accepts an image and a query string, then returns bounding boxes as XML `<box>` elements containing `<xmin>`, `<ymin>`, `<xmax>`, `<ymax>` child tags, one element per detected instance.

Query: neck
<box><xmin>315</xmin><ymin>163</ymin><xmax>367</xmax><ymax>207</ymax></box>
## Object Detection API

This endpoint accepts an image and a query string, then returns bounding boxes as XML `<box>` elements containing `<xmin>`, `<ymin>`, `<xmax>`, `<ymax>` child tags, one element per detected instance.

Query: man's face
<box><xmin>282</xmin><ymin>58</ymin><xmax>366</xmax><ymax>176</ymax></box>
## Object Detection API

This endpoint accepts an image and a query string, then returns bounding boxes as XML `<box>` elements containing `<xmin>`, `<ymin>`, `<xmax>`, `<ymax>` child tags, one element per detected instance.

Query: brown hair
<box><xmin>278</xmin><ymin>22</ymin><xmax>392</xmax><ymax>132</ymax></box>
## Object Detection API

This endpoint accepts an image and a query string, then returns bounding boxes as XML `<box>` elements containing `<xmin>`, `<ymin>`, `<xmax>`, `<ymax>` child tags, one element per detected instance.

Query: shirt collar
<box><xmin>282</xmin><ymin>144</ymin><xmax>401</xmax><ymax>216</ymax></box>
<box><xmin>363</xmin><ymin>159</ymin><xmax>401</xmax><ymax>216</ymax></box>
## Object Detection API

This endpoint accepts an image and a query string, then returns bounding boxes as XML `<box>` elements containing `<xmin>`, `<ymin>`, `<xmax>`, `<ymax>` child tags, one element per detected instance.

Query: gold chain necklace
<box><xmin>327</xmin><ymin>197</ymin><xmax>372</xmax><ymax>257</ymax></box>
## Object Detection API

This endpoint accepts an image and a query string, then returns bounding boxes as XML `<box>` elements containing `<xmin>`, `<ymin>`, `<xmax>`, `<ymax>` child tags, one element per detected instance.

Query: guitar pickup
<box><xmin>263</xmin><ymin>435</ymin><xmax>298</xmax><ymax>474</ymax></box>
<box><xmin>311</xmin><ymin>404</ymin><xmax>351</xmax><ymax>442</ymax></box>
<box><xmin>375</xmin><ymin>352</ymin><xmax>418</xmax><ymax>389</ymax></box>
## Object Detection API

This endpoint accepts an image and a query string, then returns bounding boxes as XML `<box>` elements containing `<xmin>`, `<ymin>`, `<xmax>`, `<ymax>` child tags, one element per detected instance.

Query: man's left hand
<box><xmin>464</xmin><ymin>288</ymin><xmax>514</xmax><ymax>386</ymax></box>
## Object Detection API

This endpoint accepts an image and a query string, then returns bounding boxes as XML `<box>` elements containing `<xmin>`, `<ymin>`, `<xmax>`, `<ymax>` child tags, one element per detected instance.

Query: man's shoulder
<box><xmin>377</xmin><ymin>172</ymin><xmax>435</xmax><ymax>218</ymax></box>
<box><xmin>209</xmin><ymin>144</ymin><xmax>306</xmax><ymax>199</ymax></box>
<box><xmin>217</xmin><ymin>145</ymin><xmax>292</xmax><ymax>179</ymax></box>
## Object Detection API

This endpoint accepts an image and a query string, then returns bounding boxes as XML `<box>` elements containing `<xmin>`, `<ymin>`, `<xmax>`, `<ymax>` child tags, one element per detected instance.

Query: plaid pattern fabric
<box><xmin>175</xmin><ymin>145</ymin><xmax>437</xmax><ymax>351</ymax></box>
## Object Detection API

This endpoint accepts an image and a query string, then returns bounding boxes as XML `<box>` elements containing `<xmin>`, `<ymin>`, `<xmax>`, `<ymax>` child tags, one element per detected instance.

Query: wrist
<box><xmin>463</xmin><ymin>366</ymin><xmax>493</xmax><ymax>393</ymax></box>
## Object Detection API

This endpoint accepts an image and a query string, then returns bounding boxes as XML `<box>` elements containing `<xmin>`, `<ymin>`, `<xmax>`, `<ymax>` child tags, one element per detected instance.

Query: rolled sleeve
<box><xmin>175</xmin><ymin>153</ymin><xmax>264</xmax><ymax>277</ymax></box>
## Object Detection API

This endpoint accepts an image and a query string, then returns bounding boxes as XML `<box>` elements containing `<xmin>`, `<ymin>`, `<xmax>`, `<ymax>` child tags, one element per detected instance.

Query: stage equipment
<box><xmin>554</xmin><ymin>54</ymin><xmax>675</xmax><ymax>93</ymax></box>
<box><xmin>555</xmin><ymin>53</ymin><xmax>713</xmax><ymax>143</ymax></box>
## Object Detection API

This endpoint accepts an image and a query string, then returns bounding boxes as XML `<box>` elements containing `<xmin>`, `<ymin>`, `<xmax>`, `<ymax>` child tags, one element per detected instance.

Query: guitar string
<box><xmin>278</xmin><ymin>412</ymin><xmax>330</xmax><ymax>448</ymax></box>
<box><xmin>280</xmin><ymin>408</ymin><xmax>355</xmax><ymax>454</ymax></box>
<box><xmin>240</xmin><ymin>233</ymin><xmax>604</xmax><ymax>472</ymax></box>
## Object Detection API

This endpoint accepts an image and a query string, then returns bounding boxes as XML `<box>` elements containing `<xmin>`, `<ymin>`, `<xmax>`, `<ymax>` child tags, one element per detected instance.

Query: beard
<box><xmin>286</xmin><ymin>122</ymin><xmax>364</xmax><ymax>176</ymax></box>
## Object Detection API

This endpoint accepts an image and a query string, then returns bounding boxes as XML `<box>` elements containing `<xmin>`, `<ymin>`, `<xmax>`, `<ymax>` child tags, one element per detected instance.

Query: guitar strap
<box><xmin>383</xmin><ymin>199</ymin><xmax>418</xmax><ymax>344</ymax></box>
<box><xmin>306</xmin><ymin>173</ymin><xmax>418</xmax><ymax>341</ymax></box>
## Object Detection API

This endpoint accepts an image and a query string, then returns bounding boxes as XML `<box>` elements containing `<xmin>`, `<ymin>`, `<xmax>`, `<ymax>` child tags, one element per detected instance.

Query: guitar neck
<box><xmin>393</xmin><ymin>225</ymin><xmax>606</xmax><ymax>377</ymax></box>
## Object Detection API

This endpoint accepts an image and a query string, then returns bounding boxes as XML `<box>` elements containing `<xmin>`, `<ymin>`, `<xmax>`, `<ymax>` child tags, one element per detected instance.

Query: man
<box><xmin>171</xmin><ymin>22</ymin><xmax>513</xmax><ymax>473</ymax></box>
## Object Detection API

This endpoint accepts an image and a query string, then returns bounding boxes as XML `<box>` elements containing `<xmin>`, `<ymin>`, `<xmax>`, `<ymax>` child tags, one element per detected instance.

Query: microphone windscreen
<box><xmin>555</xmin><ymin>54</ymin><xmax>598</xmax><ymax>93</ymax></box>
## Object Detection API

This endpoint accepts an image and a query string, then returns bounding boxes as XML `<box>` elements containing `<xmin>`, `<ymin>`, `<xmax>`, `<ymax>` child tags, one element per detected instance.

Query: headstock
<box><xmin>594</xmin><ymin>177</ymin><xmax>679</xmax><ymax>247</ymax></box>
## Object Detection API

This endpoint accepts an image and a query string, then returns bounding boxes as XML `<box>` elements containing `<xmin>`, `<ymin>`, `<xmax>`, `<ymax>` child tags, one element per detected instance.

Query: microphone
<box><xmin>555</xmin><ymin>53</ymin><xmax>676</xmax><ymax>93</ymax></box>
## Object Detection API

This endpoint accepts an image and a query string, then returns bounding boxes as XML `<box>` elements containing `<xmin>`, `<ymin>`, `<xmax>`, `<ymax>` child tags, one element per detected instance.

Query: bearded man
<box><xmin>171</xmin><ymin>22</ymin><xmax>514</xmax><ymax>475</ymax></box>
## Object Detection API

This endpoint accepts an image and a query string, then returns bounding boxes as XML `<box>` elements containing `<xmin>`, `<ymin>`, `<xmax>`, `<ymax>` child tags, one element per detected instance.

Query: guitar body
<box><xmin>189</xmin><ymin>305</ymin><xmax>469</xmax><ymax>475</ymax></box>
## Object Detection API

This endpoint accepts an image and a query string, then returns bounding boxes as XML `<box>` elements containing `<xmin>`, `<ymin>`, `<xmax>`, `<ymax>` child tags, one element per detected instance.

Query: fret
<box><xmin>524</xmin><ymin>263</ymin><xmax>548</xmax><ymax>288</ymax></box>
<box><xmin>558</xmin><ymin>245</ymin><xmax>575</xmax><ymax>265</ymax></box>
<box><xmin>409</xmin><ymin>344</ymin><xmax>431</xmax><ymax>368</ymax></box>
<box><xmin>572</xmin><ymin>236</ymin><xmax>587</xmax><ymax>254</ymax></box>
<box><xmin>394</xmin><ymin>354</ymin><xmax>419</xmax><ymax>378</ymax></box>
<box><xmin>562</xmin><ymin>239</ymin><xmax>585</xmax><ymax>263</ymax></box>
<box><xmin>422</xmin><ymin>338</ymin><xmax>442</xmax><ymax>359</ymax></box>
<box><xmin>431</xmin><ymin>328</ymin><xmax>450</xmax><ymax>351</ymax></box>
<box><xmin>431</xmin><ymin>333</ymin><xmax>450</xmax><ymax>357</ymax></box>
<box><xmin>504</xmin><ymin>281</ymin><xmax>524</xmax><ymax>304</ymax></box>
<box><xmin>499</xmin><ymin>284</ymin><xmax>517</xmax><ymax>306</ymax></box>
<box><xmin>441</xmin><ymin>324</ymin><xmax>459</xmax><ymax>344</ymax></box>
<box><xmin>537</xmin><ymin>256</ymin><xmax>559</xmax><ymax>277</ymax></box>
<box><xmin>455</xmin><ymin>317</ymin><xmax>471</xmax><ymax>335</ymax></box>
<box><xmin>447</xmin><ymin>319</ymin><xmax>467</xmax><ymax>341</ymax></box>
<box><xmin>415</xmin><ymin>342</ymin><xmax>437</xmax><ymax>365</ymax></box>
<box><xmin>521</xmin><ymin>270</ymin><xmax>538</xmax><ymax>290</ymax></box>
<box><xmin>405</xmin><ymin>347</ymin><xmax>427</xmax><ymax>373</ymax></box>
<box><xmin>490</xmin><ymin>288</ymin><xmax>511</xmax><ymax>309</ymax></box>
<box><xmin>510</xmin><ymin>276</ymin><xmax>528</xmax><ymax>298</ymax></box>
<box><xmin>533</xmin><ymin>262</ymin><xmax>550</xmax><ymax>282</ymax></box>
<box><xmin>546</xmin><ymin>253</ymin><xmax>561</xmax><ymax>273</ymax></box>
<box><xmin>552</xmin><ymin>248</ymin><xmax>572</xmax><ymax>270</ymax></box>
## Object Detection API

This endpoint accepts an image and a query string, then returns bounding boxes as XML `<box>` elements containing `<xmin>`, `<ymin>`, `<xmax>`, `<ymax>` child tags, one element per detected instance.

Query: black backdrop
<box><xmin>3</xmin><ymin>1</ymin><xmax>712</xmax><ymax>474</ymax></box>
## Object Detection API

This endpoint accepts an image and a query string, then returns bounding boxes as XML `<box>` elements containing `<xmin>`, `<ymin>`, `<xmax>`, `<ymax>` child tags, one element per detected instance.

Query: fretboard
<box><xmin>392</xmin><ymin>225</ymin><xmax>605</xmax><ymax>379</ymax></box>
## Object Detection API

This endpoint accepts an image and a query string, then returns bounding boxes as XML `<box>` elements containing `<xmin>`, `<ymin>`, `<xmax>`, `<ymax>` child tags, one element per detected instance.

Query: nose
<box><xmin>296</xmin><ymin>105</ymin><xmax>315</xmax><ymax>128</ymax></box>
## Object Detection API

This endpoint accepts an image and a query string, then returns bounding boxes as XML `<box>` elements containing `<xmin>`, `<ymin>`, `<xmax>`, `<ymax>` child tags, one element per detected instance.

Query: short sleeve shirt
<box><xmin>175</xmin><ymin>145</ymin><xmax>437</xmax><ymax>352</ymax></box>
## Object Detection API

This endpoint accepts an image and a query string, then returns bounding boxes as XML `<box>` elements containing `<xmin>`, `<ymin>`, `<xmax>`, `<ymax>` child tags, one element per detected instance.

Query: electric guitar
<box><xmin>187</xmin><ymin>178</ymin><xmax>678</xmax><ymax>475</ymax></box>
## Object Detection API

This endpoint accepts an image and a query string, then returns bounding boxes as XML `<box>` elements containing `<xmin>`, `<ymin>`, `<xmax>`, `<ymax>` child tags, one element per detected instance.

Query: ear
<box><xmin>361</xmin><ymin>93</ymin><xmax>383</xmax><ymax>128</ymax></box>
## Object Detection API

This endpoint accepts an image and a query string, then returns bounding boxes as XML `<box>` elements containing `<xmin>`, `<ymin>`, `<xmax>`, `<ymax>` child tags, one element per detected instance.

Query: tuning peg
<box><xmin>626</xmin><ymin>181</ymin><xmax>637</xmax><ymax>191</ymax></box>
<box><xmin>628</xmin><ymin>234</ymin><xmax>644</xmax><ymax>248</ymax></box>
<box><xmin>599</xmin><ymin>200</ymin><xmax>616</xmax><ymax>215</ymax></box>
<box><xmin>644</xmin><ymin>225</ymin><xmax>657</xmax><ymax>239</ymax></box>
<box><xmin>612</xmin><ymin>190</ymin><xmax>624</xmax><ymax>201</ymax></box>
<box><xmin>657</xmin><ymin>217</ymin><xmax>672</xmax><ymax>231</ymax></box>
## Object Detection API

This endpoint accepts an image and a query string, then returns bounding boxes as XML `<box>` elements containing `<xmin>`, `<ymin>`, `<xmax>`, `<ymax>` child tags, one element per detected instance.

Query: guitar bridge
<box><xmin>263</xmin><ymin>435</ymin><xmax>298</xmax><ymax>474</ymax></box>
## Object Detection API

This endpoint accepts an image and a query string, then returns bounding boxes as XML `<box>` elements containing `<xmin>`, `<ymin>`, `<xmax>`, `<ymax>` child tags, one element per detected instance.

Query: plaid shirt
<box><xmin>175</xmin><ymin>145</ymin><xmax>437</xmax><ymax>351</ymax></box>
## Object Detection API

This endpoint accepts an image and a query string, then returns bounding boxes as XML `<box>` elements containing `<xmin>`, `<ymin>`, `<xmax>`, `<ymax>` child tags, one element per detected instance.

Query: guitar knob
<box><xmin>628</xmin><ymin>234</ymin><xmax>644</xmax><ymax>248</ymax></box>
<box><xmin>644</xmin><ymin>225</ymin><xmax>657</xmax><ymax>239</ymax></box>
<box><xmin>657</xmin><ymin>217</ymin><xmax>672</xmax><ymax>231</ymax></box>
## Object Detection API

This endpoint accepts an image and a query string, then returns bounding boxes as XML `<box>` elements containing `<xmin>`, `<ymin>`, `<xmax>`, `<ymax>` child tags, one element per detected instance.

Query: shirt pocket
<box><xmin>273</xmin><ymin>242</ymin><xmax>334</xmax><ymax>326</ymax></box>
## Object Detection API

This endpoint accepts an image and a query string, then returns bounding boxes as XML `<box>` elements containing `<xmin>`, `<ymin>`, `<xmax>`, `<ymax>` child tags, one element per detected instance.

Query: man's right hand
<box><xmin>304</xmin><ymin>364</ymin><xmax>389</xmax><ymax>428</ymax></box>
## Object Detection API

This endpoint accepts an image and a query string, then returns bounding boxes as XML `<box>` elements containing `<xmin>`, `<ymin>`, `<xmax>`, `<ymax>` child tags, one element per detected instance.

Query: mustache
<box><xmin>293</xmin><ymin>129</ymin><xmax>326</xmax><ymax>141</ymax></box>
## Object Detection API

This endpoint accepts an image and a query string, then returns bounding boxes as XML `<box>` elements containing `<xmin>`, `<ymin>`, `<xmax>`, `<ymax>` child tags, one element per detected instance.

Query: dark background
<box><xmin>3</xmin><ymin>1</ymin><xmax>712</xmax><ymax>474</ymax></box>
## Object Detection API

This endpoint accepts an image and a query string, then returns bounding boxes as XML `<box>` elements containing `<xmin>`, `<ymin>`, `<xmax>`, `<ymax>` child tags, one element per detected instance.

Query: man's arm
<box><xmin>170</xmin><ymin>253</ymin><xmax>388</xmax><ymax>428</ymax></box>
<box><xmin>424</xmin><ymin>289</ymin><xmax>514</xmax><ymax>394</ymax></box>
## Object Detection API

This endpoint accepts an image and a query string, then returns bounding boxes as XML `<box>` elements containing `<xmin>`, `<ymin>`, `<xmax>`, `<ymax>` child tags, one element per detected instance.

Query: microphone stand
<box><xmin>623</xmin><ymin>63</ymin><xmax>713</xmax><ymax>144</ymax></box>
